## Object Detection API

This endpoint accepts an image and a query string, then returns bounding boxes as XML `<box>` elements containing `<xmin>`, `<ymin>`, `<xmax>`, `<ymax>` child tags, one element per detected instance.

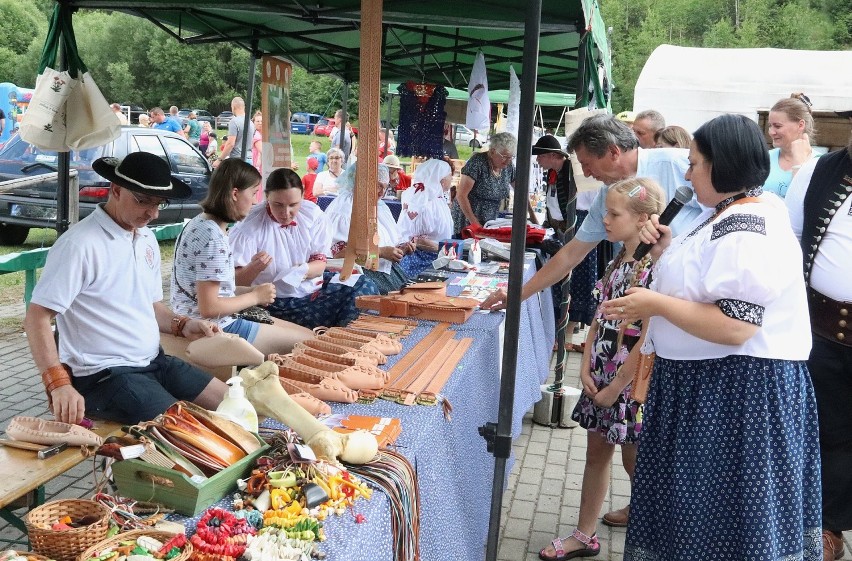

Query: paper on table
<box><xmin>275</xmin><ymin>263</ymin><xmax>309</xmax><ymax>287</ymax></box>
<box><xmin>328</xmin><ymin>272</ymin><xmax>362</xmax><ymax>287</ymax></box>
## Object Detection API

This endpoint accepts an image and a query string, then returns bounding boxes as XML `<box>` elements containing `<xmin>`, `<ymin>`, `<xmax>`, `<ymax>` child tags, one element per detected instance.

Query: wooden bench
<box><xmin>0</xmin><ymin>419</ymin><xmax>122</xmax><ymax>541</ymax></box>
<box><xmin>0</xmin><ymin>223</ymin><xmax>186</xmax><ymax>308</ymax></box>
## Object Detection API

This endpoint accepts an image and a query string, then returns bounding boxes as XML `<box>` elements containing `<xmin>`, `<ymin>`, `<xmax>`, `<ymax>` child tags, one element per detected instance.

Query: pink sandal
<box><xmin>538</xmin><ymin>529</ymin><xmax>600</xmax><ymax>561</ymax></box>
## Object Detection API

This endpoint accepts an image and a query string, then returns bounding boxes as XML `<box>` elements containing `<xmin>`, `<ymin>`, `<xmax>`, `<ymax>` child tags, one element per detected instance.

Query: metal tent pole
<box><xmin>240</xmin><ymin>38</ymin><xmax>259</xmax><ymax>163</ymax></box>
<box><xmin>56</xmin><ymin>16</ymin><xmax>71</xmax><ymax>236</ymax></box>
<box><xmin>481</xmin><ymin>1</ymin><xmax>541</xmax><ymax>560</ymax></box>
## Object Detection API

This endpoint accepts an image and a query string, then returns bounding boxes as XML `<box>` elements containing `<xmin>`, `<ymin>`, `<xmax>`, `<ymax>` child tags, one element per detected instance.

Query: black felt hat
<box><xmin>531</xmin><ymin>135</ymin><xmax>569</xmax><ymax>157</ymax></box>
<box><xmin>92</xmin><ymin>152</ymin><xmax>191</xmax><ymax>200</ymax></box>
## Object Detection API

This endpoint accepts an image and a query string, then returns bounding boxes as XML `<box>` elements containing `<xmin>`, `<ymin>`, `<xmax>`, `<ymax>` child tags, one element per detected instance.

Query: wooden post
<box><xmin>341</xmin><ymin>0</ymin><xmax>383</xmax><ymax>278</ymax></box>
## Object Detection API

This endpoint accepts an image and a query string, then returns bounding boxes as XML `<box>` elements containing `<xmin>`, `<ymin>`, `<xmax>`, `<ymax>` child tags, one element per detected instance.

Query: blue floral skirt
<box><xmin>624</xmin><ymin>355</ymin><xmax>822</xmax><ymax>561</ymax></box>
<box><xmin>267</xmin><ymin>273</ymin><xmax>378</xmax><ymax>329</ymax></box>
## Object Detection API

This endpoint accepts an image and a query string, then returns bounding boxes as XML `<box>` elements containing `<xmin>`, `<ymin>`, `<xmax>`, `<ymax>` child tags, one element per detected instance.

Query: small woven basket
<box><xmin>25</xmin><ymin>499</ymin><xmax>111</xmax><ymax>561</ymax></box>
<box><xmin>77</xmin><ymin>529</ymin><xmax>193</xmax><ymax>561</ymax></box>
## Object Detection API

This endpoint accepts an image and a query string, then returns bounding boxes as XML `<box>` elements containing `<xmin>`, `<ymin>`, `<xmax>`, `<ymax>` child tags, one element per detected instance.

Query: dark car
<box><xmin>119</xmin><ymin>103</ymin><xmax>148</xmax><ymax>125</ymax></box>
<box><xmin>178</xmin><ymin>109</ymin><xmax>216</xmax><ymax>126</ymax></box>
<box><xmin>0</xmin><ymin>127</ymin><xmax>211</xmax><ymax>245</ymax></box>
<box><xmin>216</xmin><ymin>111</ymin><xmax>234</xmax><ymax>128</ymax></box>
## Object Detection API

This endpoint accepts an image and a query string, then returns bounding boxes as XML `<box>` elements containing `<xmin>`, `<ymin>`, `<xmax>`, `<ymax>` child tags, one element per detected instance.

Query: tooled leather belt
<box><xmin>807</xmin><ymin>287</ymin><xmax>852</xmax><ymax>347</ymax></box>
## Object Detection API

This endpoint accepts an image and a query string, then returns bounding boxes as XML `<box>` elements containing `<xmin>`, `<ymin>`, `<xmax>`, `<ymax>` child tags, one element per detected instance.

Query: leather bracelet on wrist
<box><xmin>171</xmin><ymin>315</ymin><xmax>190</xmax><ymax>337</ymax></box>
<box><xmin>42</xmin><ymin>364</ymin><xmax>71</xmax><ymax>393</ymax></box>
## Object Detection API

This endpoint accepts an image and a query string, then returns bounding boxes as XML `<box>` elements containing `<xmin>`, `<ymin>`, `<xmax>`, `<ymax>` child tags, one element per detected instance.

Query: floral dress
<box><xmin>450</xmin><ymin>152</ymin><xmax>514</xmax><ymax>234</ymax></box>
<box><xmin>571</xmin><ymin>257</ymin><xmax>654</xmax><ymax>444</ymax></box>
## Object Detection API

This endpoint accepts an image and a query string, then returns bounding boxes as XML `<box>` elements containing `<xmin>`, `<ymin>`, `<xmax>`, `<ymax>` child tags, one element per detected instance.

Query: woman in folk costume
<box><xmin>230</xmin><ymin>168</ymin><xmax>377</xmax><ymax>330</ymax></box>
<box><xmin>397</xmin><ymin>158</ymin><xmax>454</xmax><ymax>278</ymax></box>
<box><xmin>325</xmin><ymin>162</ymin><xmax>415</xmax><ymax>294</ymax></box>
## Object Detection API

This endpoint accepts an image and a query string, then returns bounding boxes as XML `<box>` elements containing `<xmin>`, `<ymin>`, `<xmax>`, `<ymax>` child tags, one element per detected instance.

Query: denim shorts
<box><xmin>222</xmin><ymin>318</ymin><xmax>260</xmax><ymax>343</ymax></box>
<box><xmin>72</xmin><ymin>349</ymin><xmax>213</xmax><ymax>424</ymax></box>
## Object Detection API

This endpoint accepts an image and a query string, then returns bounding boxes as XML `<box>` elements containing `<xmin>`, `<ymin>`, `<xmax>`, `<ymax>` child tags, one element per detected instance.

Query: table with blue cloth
<box><xmin>317</xmin><ymin>195</ymin><xmax>403</xmax><ymax>222</ymax></box>
<box><xmin>176</xmin><ymin>262</ymin><xmax>554</xmax><ymax>561</ymax></box>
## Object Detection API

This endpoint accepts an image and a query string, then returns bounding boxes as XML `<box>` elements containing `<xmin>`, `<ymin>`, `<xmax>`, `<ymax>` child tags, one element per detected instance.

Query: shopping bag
<box><xmin>65</xmin><ymin>71</ymin><xmax>121</xmax><ymax>150</ymax></box>
<box><xmin>18</xmin><ymin>7</ymin><xmax>77</xmax><ymax>151</ymax></box>
<box><xmin>60</xmin><ymin>9</ymin><xmax>120</xmax><ymax>150</ymax></box>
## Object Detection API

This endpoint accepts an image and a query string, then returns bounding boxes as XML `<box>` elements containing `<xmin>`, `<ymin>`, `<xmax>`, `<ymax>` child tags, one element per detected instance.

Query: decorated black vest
<box><xmin>545</xmin><ymin>160</ymin><xmax>577</xmax><ymax>238</ymax></box>
<box><xmin>801</xmin><ymin>148</ymin><xmax>852</xmax><ymax>284</ymax></box>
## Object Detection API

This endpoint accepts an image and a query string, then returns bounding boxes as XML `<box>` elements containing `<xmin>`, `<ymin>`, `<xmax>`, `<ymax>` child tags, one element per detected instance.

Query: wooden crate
<box><xmin>111</xmin><ymin>437</ymin><xmax>267</xmax><ymax>516</ymax></box>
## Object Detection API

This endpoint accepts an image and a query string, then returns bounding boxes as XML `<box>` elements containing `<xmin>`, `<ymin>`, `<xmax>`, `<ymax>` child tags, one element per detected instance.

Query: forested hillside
<box><xmin>0</xmin><ymin>0</ymin><xmax>848</xmax><ymax>116</ymax></box>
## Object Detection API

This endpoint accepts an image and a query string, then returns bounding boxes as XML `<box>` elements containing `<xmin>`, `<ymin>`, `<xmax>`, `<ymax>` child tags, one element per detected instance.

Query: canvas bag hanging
<box><xmin>61</xmin><ymin>9</ymin><xmax>121</xmax><ymax>150</ymax></box>
<box><xmin>18</xmin><ymin>6</ymin><xmax>78</xmax><ymax>151</ymax></box>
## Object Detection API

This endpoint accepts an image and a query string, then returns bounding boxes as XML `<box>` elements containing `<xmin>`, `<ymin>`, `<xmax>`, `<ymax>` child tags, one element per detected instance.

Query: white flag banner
<box><xmin>466</xmin><ymin>52</ymin><xmax>491</xmax><ymax>131</ymax></box>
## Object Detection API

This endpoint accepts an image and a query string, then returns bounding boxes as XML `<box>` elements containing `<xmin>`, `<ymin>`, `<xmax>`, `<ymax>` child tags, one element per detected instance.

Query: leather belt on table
<box><xmin>808</xmin><ymin>287</ymin><xmax>852</xmax><ymax>347</ymax></box>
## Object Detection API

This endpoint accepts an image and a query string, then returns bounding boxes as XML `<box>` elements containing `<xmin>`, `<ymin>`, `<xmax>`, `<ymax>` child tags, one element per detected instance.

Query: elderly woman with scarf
<box><xmin>325</xmin><ymin>162</ymin><xmax>415</xmax><ymax>294</ymax></box>
<box><xmin>397</xmin><ymin>158</ymin><xmax>454</xmax><ymax>278</ymax></box>
<box><xmin>229</xmin><ymin>167</ymin><xmax>377</xmax><ymax>329</ymax></box>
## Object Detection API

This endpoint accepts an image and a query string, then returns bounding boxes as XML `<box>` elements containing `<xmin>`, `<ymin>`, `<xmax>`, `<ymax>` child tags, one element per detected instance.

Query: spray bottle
<box><xmin>215</xmin><ymin>377</ymin><xmax>259</xmax><ymax>433</ymax></box>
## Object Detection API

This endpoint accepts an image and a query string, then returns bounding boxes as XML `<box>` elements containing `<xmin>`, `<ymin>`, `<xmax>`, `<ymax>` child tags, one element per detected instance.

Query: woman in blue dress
<box><xmin>763</xmin><ymin>93</ymin><xmax>818</xmax><ymax>198</ymax></box>
<box><xmin>605</xmin><ymin>114</ymin><xmax>821</xmax><ymax>561</ymax></box>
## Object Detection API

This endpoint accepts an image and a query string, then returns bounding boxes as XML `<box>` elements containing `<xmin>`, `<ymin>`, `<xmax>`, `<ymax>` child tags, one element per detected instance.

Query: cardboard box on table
<box><xmin>111</xmin><ymin>435</ymin><xmax>268</xmax><ymax>516</ymax></box>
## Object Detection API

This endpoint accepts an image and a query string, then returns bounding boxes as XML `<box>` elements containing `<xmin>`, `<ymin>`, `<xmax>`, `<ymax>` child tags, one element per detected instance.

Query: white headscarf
<box><xmin>397</xmin><ymin>158</ymin><xmax>453</xmax><ymax>242</ymax></box>
<box><xmin>325</xmin><ymin>161</ymin><xmax>403</xmax><ymax>274</ymax></box>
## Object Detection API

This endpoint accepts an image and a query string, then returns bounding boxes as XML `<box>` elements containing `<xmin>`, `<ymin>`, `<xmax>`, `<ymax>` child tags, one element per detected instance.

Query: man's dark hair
<box><xmin>568</xmin><ymin>114</ymin><xmax>638</xmax><ymax>157</ymax></box>
<box><xmin>692</xmin><ymin>114</ymin><xmax>769</xmax><ymax>193</ymax></box>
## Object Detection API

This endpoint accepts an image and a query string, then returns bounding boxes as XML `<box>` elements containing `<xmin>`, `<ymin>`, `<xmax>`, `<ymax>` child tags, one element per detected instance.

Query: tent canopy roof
<box><xmin>64</xmin><ymin>0</ymin><xmax>597</xmax><ymax>92</ymax></box>
<box><xmin>387</xmin><ymin>83</ymin><xmax>576</xmax><ymax>107</ymax></box>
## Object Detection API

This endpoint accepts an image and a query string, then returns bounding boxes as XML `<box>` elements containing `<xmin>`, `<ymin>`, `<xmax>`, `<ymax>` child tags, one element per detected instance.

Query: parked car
<box><xmin>216</xmin><ymin>111</ymin><xmax>234</xmax><ymax>128</ymax></box>
<box><xmin>290</xmin><ymin>112</ymin><xmax>323</xmax><ymax>135</ymax></box>
<box><xmin>0</xmin><ymin>127</ymin><xmax>211</xmax><ymax>245</ymax></box>
<box><xmin>178</xmin><ymin>109</ymin><xmax>216</xmax><ymax>126</ymax></box>
<box><xmin>313</xmin><ymin>117</ymin><xmax>334</xmax><ymax>137</ymax></box>
<box><xmin>313</xmin><ymin>117</ymin><xmax>359</xmax><ymax>137</ymax></box>
<box><xmin>119</xmin><ymin>103</ymin><xmax>148</xmax><ymax>125</ymax></box>
<box><xmin>452</xmin><ymin>124</ymin><xmax>484</xmax><ymax>148</ymax></box>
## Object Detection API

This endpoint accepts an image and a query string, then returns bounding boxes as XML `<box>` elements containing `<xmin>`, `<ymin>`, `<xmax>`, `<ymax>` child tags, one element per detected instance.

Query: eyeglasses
<box><xmin>328</xmin><ymin>156</ymin><xmax>343</xmax><ymax>161</ymax></box>
<box><xmin>492</xmin><ymin>151</ymin><xmax>513</xmax><ymax>161</ymax></box>
<box><xmin>129</xmin><ymin>190</ymin><xmax>169</xmax><ymax>211</ymax></box>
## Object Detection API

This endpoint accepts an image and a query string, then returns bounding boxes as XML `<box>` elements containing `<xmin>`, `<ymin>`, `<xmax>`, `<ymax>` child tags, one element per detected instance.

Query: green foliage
<box><xmin>600</xmin><ymin>0</ymin><xmax>849</xmax><ymax>113</ymax></box>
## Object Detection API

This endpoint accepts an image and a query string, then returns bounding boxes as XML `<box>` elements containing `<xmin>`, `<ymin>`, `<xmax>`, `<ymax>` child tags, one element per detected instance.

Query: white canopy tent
<box><xmin>633</xmin><ymin>45</ymin><xmax>852</xmax><ymax>134</ymax></box>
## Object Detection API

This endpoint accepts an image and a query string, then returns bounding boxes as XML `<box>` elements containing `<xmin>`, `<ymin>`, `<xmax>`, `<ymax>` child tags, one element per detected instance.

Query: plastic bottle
<box><xmin>215</xmin><ymin>377</ymin><xmax>259</xmax><ymax>433</ymax></box>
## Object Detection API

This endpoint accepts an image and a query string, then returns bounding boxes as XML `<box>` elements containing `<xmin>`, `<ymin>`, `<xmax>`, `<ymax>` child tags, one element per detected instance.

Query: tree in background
<box><xmin>600</xmin><ymin>0</ymin><xmax>849</xmax><ymax>112</ymax></box>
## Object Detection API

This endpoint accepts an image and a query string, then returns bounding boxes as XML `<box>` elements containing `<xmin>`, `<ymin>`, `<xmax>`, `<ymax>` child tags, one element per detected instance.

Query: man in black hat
<box><xmin>24</xmin><ymin>152</ymin><xmax>228</xmax><ymax>426</ymax></box>
<box><xmin>532</xmin><ymin>134</ymin><xmax>575</xmax><ymax>236</ymax></box>
<box><xmin>785</xmin><ymin>111</ymin><xmax>852</xmax><ymax>561</ymax></box>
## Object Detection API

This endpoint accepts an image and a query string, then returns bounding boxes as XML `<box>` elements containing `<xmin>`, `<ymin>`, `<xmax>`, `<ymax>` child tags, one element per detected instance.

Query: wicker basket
<box><xmin>77</xmin><ymin>529</ymin><xmax>193</xmax><ymax>561</ymax></box>
<box><xmin>25</xmin><ymin>499</ymin><xmax>111</xmax><ymax>561</ymax></box>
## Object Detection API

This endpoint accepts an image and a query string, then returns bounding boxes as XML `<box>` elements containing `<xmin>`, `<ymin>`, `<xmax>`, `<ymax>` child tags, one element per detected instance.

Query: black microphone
<box><xmin>633</xmin><ymin>185</ymin><xmax>694</xmax><ymax>260</ymax></box>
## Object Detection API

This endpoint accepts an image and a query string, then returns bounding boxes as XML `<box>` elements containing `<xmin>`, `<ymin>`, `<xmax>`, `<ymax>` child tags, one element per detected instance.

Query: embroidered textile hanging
<box><xmin>396</xmin><ymin>81</ymin><xmax>448</xmax><ymax>158</ymax></box>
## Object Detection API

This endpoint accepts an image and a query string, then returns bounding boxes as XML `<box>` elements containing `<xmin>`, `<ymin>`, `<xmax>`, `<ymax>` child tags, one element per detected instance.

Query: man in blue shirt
<box><xmin>150</xmin><ymin>107</ymin><xmax>185</xmax><ymax>138</ymax></box>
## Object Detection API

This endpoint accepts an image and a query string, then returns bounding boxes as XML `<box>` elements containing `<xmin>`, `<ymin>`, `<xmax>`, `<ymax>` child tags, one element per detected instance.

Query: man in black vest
<box><xmin>786</xmin><ymin>112</ymin><xmax>852</xmax><ymax>561</ymax></box>
<box><xmin>532</xmin><ymin>134</ymin><xmax>576</xmax><ymax>238</ymax></box>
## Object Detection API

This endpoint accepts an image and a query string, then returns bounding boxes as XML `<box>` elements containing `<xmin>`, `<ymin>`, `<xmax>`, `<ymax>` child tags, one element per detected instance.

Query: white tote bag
<box><xmin>18</xmin><ymin>7</ymin><xmax>77</xmax><ymax>151</ymax></box>
<box><xmin>65</xmin><ymin>71</ymin><xmax>121</xmax><ymax>150</ymax></box>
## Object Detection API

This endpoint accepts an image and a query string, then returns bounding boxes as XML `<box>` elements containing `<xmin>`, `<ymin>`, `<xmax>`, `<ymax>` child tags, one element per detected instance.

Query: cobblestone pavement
<box><xmin>0</xmin><ymin>323</ymin><xmax>849</xmax><ymax>560</ymax></box>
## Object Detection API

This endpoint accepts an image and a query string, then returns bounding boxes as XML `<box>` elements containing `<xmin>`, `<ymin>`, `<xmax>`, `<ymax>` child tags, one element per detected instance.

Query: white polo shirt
<box><xmin>31</xmin><ymin>205</ymin><xmax>162</xmax><ymax>377</ymax></box>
